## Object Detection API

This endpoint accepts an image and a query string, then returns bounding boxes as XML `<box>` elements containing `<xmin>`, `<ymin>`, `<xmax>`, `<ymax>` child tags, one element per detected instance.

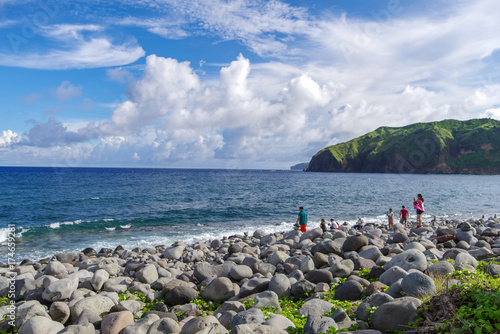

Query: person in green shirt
<box><xmin>296</xmin><ymin>206</ymin><xmax>308</xmax><ymax>232</ymax></box>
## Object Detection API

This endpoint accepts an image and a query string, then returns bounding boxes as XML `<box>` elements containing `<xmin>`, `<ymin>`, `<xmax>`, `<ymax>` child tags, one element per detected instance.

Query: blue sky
<box><xmin>1</xmin><ymin>0</ymin><xmax>499</xmax><ymax>168</ymax></box>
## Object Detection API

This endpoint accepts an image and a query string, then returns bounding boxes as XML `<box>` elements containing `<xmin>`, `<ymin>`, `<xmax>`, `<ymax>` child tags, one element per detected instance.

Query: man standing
<box><xmin>296</xmin><ymin>207</ymin><xmax>308</xmax><ymax>233</ymax></box>
<box><xmin>400</xmin><ymin>205</ymin><xmax>409</xmax><ymax>227</ymax></box>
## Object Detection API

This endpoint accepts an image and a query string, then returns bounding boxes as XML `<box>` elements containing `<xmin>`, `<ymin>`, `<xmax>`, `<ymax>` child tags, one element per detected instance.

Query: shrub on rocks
<box><xmin>401</xmin><ymin>272</ymin><xmax>437</xmax><ymax>299</ymax></box>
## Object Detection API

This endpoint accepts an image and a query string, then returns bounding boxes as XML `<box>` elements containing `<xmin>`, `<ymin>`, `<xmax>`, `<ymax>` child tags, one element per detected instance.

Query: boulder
<box><xmin>147</xmin><ymin>318</ymin><xmax>181</xmax><ymax>334</ymax></box>
<box><xmin>163</xmin><ymin>246</ymin><xmax>185</xmax><ymax>260</ymax></box>
<box><xmin>304</xmin><ymin>315</ymin><xmax>338</xmax><ymax>334</ymax></box>
<box><xmin>290</xmin><ymin>279</ymin><xmax>316</xmax><ymax>300</ymax></box>
<box><xmin>136</xmin><ymin>264</ymin><xmax>159</xmax><ymax>284</ymax></box>
<box><xmin>304</xmin><ymin>269</ymin><xmax>333</xmax><ymax>284</ymax></box>
<box><xmin>370</xmin><ymin>297</ymin><xmax>421</xmax><ymax>333</ymax></box>
<box><xmin>355</xmin><ymin>291</ymin><xmax>394</xmax><ymax>321</ymax></box>
<box><xmin>334</xmin><ymin>280</ymin><xmax>363</xmax><ymax>301</ymax></box>
<box><xmin>16</xmin><ymin>303</ymin><xmax>51</xmax><ymax>328</ymax></box>
<box><xmin>49</xmin><ymin>302</ymin><xmax>70</xmax><ymax>324</ymax></box>
<box><xmin>239</xmin><ymin>278</ymin><xmax>270</xmax><ymax>298</ymax></box>
<box><xmin>342</xmin><ymin>235</ymin><xmax>368</xmax><ymax>252</ymax></box>
<box><xmin>426</xmin><ymin>261</ymin><xmax>455</xmax><ymax>278</ymax></box>
<box><xmin>253</xmin><ymin>291</ymin><xmax>281</xmax><ymax>311</ymax></box>
<box><xmin>70</xmin><ymin>295</ymin><xmax>115</xmax><ymax>322</ymax></box>
<box><xmin>379</xmin><ymin>266</ymin><xmax>408</xmax><ymax>286</ymax></box>
<box><xmin>91</xmin><ymin>269</ymin><xmax>110</xmax><ymax>291</ymax></box>
<box><xmin>180</xmin><ymin>316</ymin><xmax>228</xmax><ymax>334</ymax></box>
<box><xmin>230</xmin><ymin>308</ymin><xmax>265</xmax><ymax>329</ymax></box>
<box><xmin>269</xmin><ymin>251</ymin><xmax>289</xmax><ymax>266</ymax></box>
<box><xmin>57</xmin><ymin>323</ymin><xmax>95</xmax><ymax>334</ymax></box>
<box><xmin>122</xmin><ymin>314</ymin><xmax>160</xmax><ymax>334</ymax></box>
<box><xmin>194</xmin><ymin>262</ymin><xmax>235</xmax><ymax>281</ymax></box>
<box><xmin>231</xmin><ymin>324</ymin><xmax>288</xmax><ymax>334</ymax></box>
<box><xmin>263</xmin><ymin>314</ymin><xmax>295</xmax><ymax>330</ymax></box>
<box><xmin>18</xmin><ymin>316</ymin><xmax>64</xmax><ymax>334</ymax></box>
<box><xmin>269</xmin><ymin>273</ymin><xmax>291</xmax><ymax>298</ymax></box>
<box><xmin>44</xmin><ymin>261</ymin><xmax>67</xmax><ymax>276</ymax></box>
<box><xmin>485</xmin><ymin>264</ymin><xmax>500</xmax><ymax>277</ymax></box>
<box><xmin>297</xmin><ymin>299</ymin><xmax>334</xmax><ymax>318</ymax></box>
<box><xmin>201</xmin><ymin>277</ymin><xmax>236</xmax><ymax>302</ymax></box>
<box><xmin>230</xmin><ymin>265</ymin><xmax>253</xmax><ymax>281</ymax></box>
<box><xmin>401</xmin><ymin>272</ymin><xmax>436</xmax><ymax>299</ymax></box>
<box><xmin>165</xmin><ymin>285</ymin><xmax>198</xmax><ymax>307</ymax></box>
<box><xmin>101</xmin><ymin>311</ymin><xmax>134</xmax><ymax>334</ymax></box>
<box><xmin>329</xmin><ymin>259</ymin><xmax>354</xmax><ymax>278</ymax></box>
<box><xmin>214</xmin><ymin>301</ymin><xmax>246</xmax><ymax>317</ymax></box>
<box><xmin>97</xmin><ymin>258</ymin><xmax>120</xmax><ymax>276</ymax></box>
<box><xmin>14</xmin><ymin>277</ymin><xmax>36</xmax><ymax>301</ymax></box>
<box><xmin>42</xmin><ymin>276</ymin><xmax>79</xmax><ymax>302</ymax></box>
<box><xmin>455</xmin><ymin>252</ymin><xmax>478</xmax><ymax>268</ymax></box>
<box><xmin>384</xmin><ymin>249</ymin><xmax>427</xmax><ymax>272</ymax></box>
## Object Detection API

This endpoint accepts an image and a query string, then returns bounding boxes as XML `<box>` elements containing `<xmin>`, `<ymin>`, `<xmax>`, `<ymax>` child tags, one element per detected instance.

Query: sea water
<box><xmin>0</xmin><ymin>167</ymin><xmax>499</xmax><ymax>262</ymax></box>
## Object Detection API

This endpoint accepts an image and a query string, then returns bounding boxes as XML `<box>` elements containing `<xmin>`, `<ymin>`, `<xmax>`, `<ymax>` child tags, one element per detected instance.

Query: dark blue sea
<box><xmin>1</xmin><ymin>167</ymin><xmax>499</xmax><ymax>262</ymax></box>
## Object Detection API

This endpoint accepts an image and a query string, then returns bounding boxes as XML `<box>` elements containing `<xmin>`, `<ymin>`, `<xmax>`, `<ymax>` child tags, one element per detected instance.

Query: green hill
<box><xmin>306</xmin><ymin>119</ymin><xmax>500</xmax><ymax>174</ymax></box>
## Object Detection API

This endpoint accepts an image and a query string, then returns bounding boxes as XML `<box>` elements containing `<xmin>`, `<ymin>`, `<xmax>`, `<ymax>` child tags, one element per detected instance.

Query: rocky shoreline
<box><xmin>1</xmin><ymin>217</ymin><xmax>499</xmax><ymax>334</ymax></box>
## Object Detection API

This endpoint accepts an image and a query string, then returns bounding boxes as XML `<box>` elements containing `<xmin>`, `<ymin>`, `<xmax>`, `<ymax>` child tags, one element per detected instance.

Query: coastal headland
<box><xmin>1</xmin><ymin>216</ymin><xmax>499</xmax><ymax>333</ymax></box>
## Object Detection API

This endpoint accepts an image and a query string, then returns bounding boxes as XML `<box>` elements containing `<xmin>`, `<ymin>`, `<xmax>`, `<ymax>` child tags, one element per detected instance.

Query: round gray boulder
<box><xmin>384</xmin><ymin>249</ymin><xmax>427</xmax><ymax>272</ymax></box>
<box><xmin>230</xmin><ymin>308</ymin><xmax>265</xmax><ymax>329</ymax></box>
<box><xmin>401</xmin><ymin>272</ymin><xmax>436</xmax><ymax>299</ymax></box>
<box><xmin>269</xmin><ymin>273</ymin><xmax>291</xmax><ymax>298</ymax></box>
<box><xmin>334</xmin><ymin>280</ymin><xmax>363</xmax><ymax>301</ymax></box>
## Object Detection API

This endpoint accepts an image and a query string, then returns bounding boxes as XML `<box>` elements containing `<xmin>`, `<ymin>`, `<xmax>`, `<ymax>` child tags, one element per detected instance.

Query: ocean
<box><xmin>1</xmin><ymin>167</ymin><xmax>499</xmax><ymax>263</ymax></box>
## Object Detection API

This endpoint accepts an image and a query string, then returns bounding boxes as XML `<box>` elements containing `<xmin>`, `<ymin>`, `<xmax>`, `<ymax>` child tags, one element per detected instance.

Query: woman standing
<box><xmin>387</xmin><ymin>208</ymin><xmax>394</xmax><ymax>228</ymax></box>
<box><xmin>413</xmin><ymin>194</ymin><xmax>425</xmax><ymax>227</ymax></box>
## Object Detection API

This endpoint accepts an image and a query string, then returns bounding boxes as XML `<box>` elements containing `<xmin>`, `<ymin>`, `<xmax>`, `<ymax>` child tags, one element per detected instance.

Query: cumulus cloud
<box><xmin>54</xmin><ymin>81</ymin><xmax>82</xmax><ymax>101</ymax></box>
<box><xmin>0</xmin><ymin>130</ymin><xmax>21</xmax><ymax>147</ymax></box>
<box><xmin>481</xmin><ymin>108</ymin><xmax>500</xmax><ymax>120</ymax></box>
<box><xmin>106</xmin><ymin>67</ymin><xmax>135</xmax><ymax>84</ymax></box>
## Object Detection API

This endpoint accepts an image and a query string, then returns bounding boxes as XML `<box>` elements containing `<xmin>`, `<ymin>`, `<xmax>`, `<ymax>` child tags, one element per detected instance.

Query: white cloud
<box><xmin>55</xmin><ymin>81</ymin><xmax>82</xmax><ymax>101</ymax></box>
<box><xmin>0</xmin><ymin>130</ymin><xmax>21</xmax><ymax>147</ymax></box>
<box><xmin>0</xmin><ymin>24</ymin><xmax>145</xmax><ymax>69</ymax></box>
<box><xmin>481</xmin><ymin>108</ymin><xmax>500</xmax><ymax>120</ymax></box>
<box><xmin>106</xmin><ymin>67</ymin><xmax>135</xmax><ymax>84</ymax></box>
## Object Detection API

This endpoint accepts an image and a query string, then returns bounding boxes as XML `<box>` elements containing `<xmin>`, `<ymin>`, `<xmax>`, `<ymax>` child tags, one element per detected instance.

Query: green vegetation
<box><xmin>307</xmin><ymin>118</ymin><xmax>500</xmax><ymax>174</ymax></box>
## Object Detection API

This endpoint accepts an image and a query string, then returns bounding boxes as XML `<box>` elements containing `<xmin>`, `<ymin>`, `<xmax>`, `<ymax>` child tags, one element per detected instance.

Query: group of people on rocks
<box><xmin>297</xmin><ymin>193</ymin><xmax>425</xmax><ymax>233</ymax></box>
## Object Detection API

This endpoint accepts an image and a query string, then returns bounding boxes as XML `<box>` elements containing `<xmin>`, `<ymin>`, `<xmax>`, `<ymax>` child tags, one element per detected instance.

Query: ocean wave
<box><xmin>91</xmin><ymin>197</ymin><xmax>99</xmax><ymax>200</ymax></box>
<box><xmin>0</xmin><ymin>228</ymin><xmax>9</xmax><ymax>243</ymax></box>
<box><xmin>105</xmin><ymin>227</ymin><xmax>116</xmax><ymax>231</ymax></box>
<box><xmin>120</xmin><ymin>224</ymin><xmax>131</xmax><ymax>229</ymax></box>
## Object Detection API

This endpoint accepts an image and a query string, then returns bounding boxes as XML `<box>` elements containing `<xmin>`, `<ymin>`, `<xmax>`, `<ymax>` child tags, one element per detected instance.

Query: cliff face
<box><xmin>306</xmin><ymin>119</ymin><xmax>500</xmax><ymax>174</ymax></box>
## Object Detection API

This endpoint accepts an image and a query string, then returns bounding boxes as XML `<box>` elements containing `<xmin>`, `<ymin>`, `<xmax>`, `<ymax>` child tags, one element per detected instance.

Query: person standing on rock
<box><xmin>399</xmin><ymin>205</ymin><xmax>409</xmax><ymax>227</ymax></box>
<box><xmin>387</xmin><ymin>208</ymin><xmax>394</xmax><ymax>228</ymax></box>
<box><xmin>413</xmin><ymin>194</ymin><xmax>425</xmax><ymax>227</ymax></box>
<box><xmin>296</xmin><ymin>206</ymin><xmax>308</xmax><ymax>233</ymax></box>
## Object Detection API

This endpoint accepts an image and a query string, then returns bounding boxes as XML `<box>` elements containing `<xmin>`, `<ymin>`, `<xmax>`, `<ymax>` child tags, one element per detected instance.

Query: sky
<box><xmin>0</xmin><ymin>0</ymin><xmax>499</xmax><ymax>169</ymax></box>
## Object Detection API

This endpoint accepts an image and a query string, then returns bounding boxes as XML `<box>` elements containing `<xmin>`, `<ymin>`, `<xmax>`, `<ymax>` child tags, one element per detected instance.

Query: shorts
<box><xmin>300</xmin><ymin>224</ymin><xmax>307</xmax><ymax>233</ymax></box>
<box><xmin>400</xmin><ymin>217</ymin><xmax>407</xmax><ymax>224</ymax></box>
<box><xmin>416</xmin><ymin>209</ymin><xmax>424</xmax><ymax>215</ymax></box>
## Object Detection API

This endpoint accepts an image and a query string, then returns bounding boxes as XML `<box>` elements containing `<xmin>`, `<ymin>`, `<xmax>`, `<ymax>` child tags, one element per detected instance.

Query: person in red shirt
<box><xmin>399</xmin><ymin>205</ymin><xmax>409</xmax><ymax>228</ymax></box>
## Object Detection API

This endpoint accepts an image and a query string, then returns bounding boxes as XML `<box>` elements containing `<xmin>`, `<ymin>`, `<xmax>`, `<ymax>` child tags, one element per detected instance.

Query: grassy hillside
<box><xmin>307</xmin><ymin>119</ymin><xmax>500</xmax><ymax>174</ymax></box>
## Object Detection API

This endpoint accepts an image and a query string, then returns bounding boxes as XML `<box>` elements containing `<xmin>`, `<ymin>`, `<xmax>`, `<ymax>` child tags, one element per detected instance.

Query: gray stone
<box><xmin>14</xmin><ymin>277</ymin><xmax>36</xmax><ymax>301</ymax></box>
<box><xmin>401</xmin><ymin>272</ymin><xmax>437</xmax><ymax>299</ymax></box>
<box><xmin>253</xmin><ymin>291</ymin><xmax>281</xmax><ymax>311</ymax></box>
<box><xmin>42</xmin><ymin>276</ymin><xmax>79</xmax><ymax>302</ymax></box>
<box><xmin>136</xmin><ymin>264</ymin><xmax>159</xmax><ymax>284</ymax></box>
<box><xmin>230</xmin><ymin>265</ymin><xmax>253</xmax><ymax>281</ymax></box>
<box><xmin>263</xmin><ymin>314</ymin><xmax>295</xmax><ymax>330</ymax></box>
<box><xmin>70</xmin><ymin>295</ymin><xmax>115</xmax><ymax>322</ymax></box>
<box><xmin>384</xmin><ymin>249</ymin><xmax>427</xmax><ymax>272</ymax></box>
<box><xmin>379</xmin><ymin>266</ymin><xmax>408</xmax><ymax>286</ymax></box>
<box><xmin>485</xmin><ymin>264</ymin><xmax>500</xmax><ymax>277</ymax></box>
<box><xmin>455</xmin><ymin>230</ymin><xmax>474</xmax><ymax>244</ymax></box>
<box><xmin>290</xmin><ymin>279</ymin><xmax>316</xmax><ymax>300</ymax></box>
<box><xmin>330</xmin><ymin>308</ymin><xmax>348</xmax><ymax>322</ymax></box>
<box><xmin>385</xmin><ymin>279</ymin><xmax>404</xmax><ymax>298</ymax></box>
<box><xmin>426</xmin><ymin>261</ymin><xmax>455</xmax><ymax>279</ymax></box>
<box><xmin>180</xmin><ymin>315</ymin><xmax>228</xmax><ymax>334</ymax></box>
<box><xmin>304</xmin><ymin>315</ymin><xmax>338</xmax><ymax>334</ymax></box>
<box><xmin>334</xmin><ymin>280</ymin><xmax>363</xmax><ymax>301</ymax></box>
<box><xmin>455</xmin><ymin>252</ymin><xmax>478</xmax><ymax>268</ymax></box>
<box><xmin>230</xmin><ymin>308</ymin><xmax>265</xmax><ymax>329</ymax></box>
<box><xmin>311</xmin><ymin>240</ymin><xmax>342</xmax><ymax>255</ymax></box>
<box><xmin>269</xmin><ymin>273</ymin><xmax>291</xmax><ymax>298</ymax></box>
<box><xmin>370</xmin><ymin>297</ymin><xmax>421</xmax><ymax>333</ymax></box>
<box><xmin>391</xmin><ymin>232</ymin><xmax>409</xmax><ymax>243</ymax></box>
<box><xmin>239</xmin><ymin>278</ymin><xmax>270</xmax><ymax>298</ymax></box>
<box><xmin>260</xmin><ymin>234</ymin><xmax>276</xmax><ymax>246</ymax></box>
<box><xmin>300</xmin><ymin>256</ymin><xmax>315</xmax><ymax>274</ymax></box>
<box><xmin>73</xmin><ymin>309</ymin><xmax>101</xmax><ymax>326</ymax></box>
<box><xmin>305</xmin><ymin>269</ymin><xmax>333</xmax><ymax>284</ymax></box>
<box><xmin>16</xmin><ymin>303</ymin><xmax>51</xmax><ymax>328</ymax></box>
<box><xmin>403</xmin><ymin>242</ymin><xmax>426</xmax><ymax>252</ymax></box>
<box><xmin>57</xmin><ymin>324</ymin><xmax>95</xmax><ymax>334</ymax></box>
<box><xmin>119</xmin><ymin>300</ymin><xmax>142</xmax><ymax>314</ymax></box>
<box><xmin>355</xmin><ymin>291</ymin><xmax>394</xmax><ymax>321</ymax></box>
<box><xmin>44</xmin><ymin>261</ymin><xmax>67</xmax><ymax>276</ymax></box>
<box><xmin>55</xmin><ymin>252</ymin><xmax>78</xmax><ymax>263</ymax></box>
<box><xmin>17</xmin><ymin>316</ymin><xmax>64</xmax><ymax>334</ymax></box>
<box><xmin>91</xmin><ymin>269</ymin><xmax>109</xmax><ymax>291</ymax></box>
<box><xmin>194</xmin><ymin>262</ymin><xmax>235</xmax><ymax>281</ymax></box>
<box><xmin>329</xmin><ymin>259</ymin><xmax>354</xmax><ymax>278</ymax></box>
<box><xmin>342</xmin><ymin>235</ymin><xmax>368</xmax><ymax>252</ymax></box>
<box><xmin>49</xmin><ymin>301</ymin><xmax>70</xmax><ymax>324</ymax></box>
<box><xmin>97</xmin><ymin>258</ymin><xmax>120</xmax><ymax>276</ymax></box>
<box><xmin>147</xmin><ymin>317</ymin><xmax>181</xmax><ymax>334</ymax></box>
<box><xmin>297</xmin><ymin>299</ymin><xmax>334</xmax><ymax>318</ymax></box>
<box><xmin>201</xmin><ymin>277</ymin><xmax>236</xmax><ymax>302</ymax></box>
<box><xmin>218</xmin><ymin>311</ymin><xmax>237</xmax><ymax>330</ymax></box>
<box><xmin>163</xmin><ymin>246</ymin><xmax>185</xmax><ymax>260</ymax></box>
<box><xmin>269</xmin><ymin>251</ymin><xmax>289</xmax><ymax>266</ymax></box>
<box><xmin>255</xmin><ymin>262</ymin><xmax>276</xmax><ymax>276</ymax></box>
<box><xmin>358</xmin><ymin>247</ymin><xmax>383</xmax><ymax>262</ymax></box>
<box><xmin>165</xmin><ymin>285</ymin><xmax>198</xmax><ymax>307</ymax></box>
<box><xmin>231</xmin><ymin>324</ymin><xmax>288</xmax><ymax>334</ymax></box>
<box><xmin>300</xmin><ymin>228</ymin><xmax>323</xmax><ymax>242</ymax></box>
<box><xmin>214</xmin><ymin>301</ymin><xmax>246</xmax><ymax>317</ymax></box>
